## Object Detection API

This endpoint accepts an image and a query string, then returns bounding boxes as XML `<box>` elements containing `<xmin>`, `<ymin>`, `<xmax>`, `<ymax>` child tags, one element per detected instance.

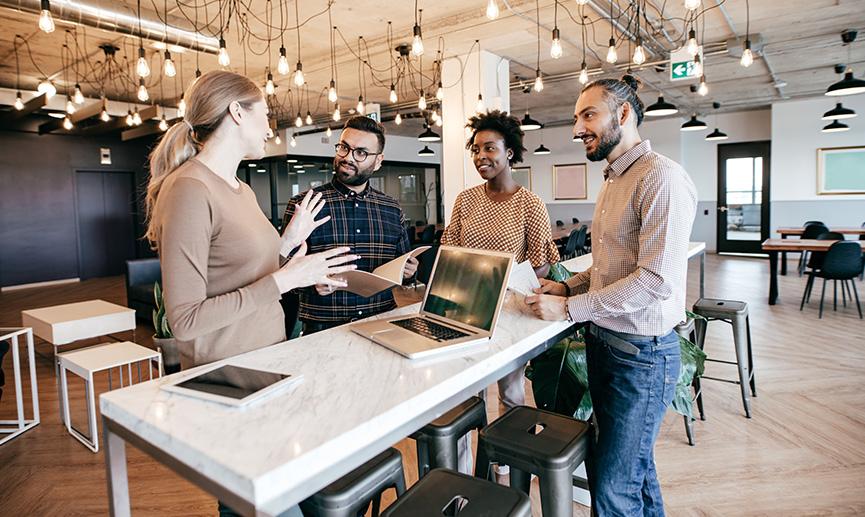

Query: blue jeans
<box><xmin>585</xmin><ymin>324</ymin><xmax>680</xmax><ymax>517</ymax></box>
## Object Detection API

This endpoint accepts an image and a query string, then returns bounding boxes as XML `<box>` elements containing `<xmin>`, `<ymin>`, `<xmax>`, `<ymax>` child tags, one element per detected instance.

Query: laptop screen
<box><xmin>422</xmin><ymin>248</ymin><xmax>512</xmax><ymax>331</ymax></box>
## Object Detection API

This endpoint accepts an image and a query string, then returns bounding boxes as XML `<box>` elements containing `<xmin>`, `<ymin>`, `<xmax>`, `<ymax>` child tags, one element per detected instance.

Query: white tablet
<box><xmin>161</xmin><ymin>364</ymin><xmax>302</xmax><ymax>407</ymax></box>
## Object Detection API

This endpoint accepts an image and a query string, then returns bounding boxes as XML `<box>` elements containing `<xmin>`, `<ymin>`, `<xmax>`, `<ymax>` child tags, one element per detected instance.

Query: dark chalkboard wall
<box><xmin>0</xmin><ymin>130</ymin><xmax>157</xmax><ymax>287</ymax></box>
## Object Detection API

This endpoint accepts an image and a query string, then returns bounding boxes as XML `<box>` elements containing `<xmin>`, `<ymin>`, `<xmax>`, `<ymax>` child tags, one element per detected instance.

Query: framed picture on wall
<box><xmin>817</xmin><ymin>146</ymin><xmax>865</xmax><ymax>195</ymax></box>
<box><xmin>553</xmin><ymin>163</ymin><xmax>588</xmax><ymax>200</ymax></box>
<box><xmin>512</xmin><ymin>166</ymin><xmax>532</xmax><ymax>191</ymax></box>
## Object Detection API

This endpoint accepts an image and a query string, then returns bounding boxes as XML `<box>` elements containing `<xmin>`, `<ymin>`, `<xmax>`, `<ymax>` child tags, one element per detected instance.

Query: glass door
<box><xmin>716</xmin><ymin>141</ymin><xmax>771</xmax><ymax>254</ymax></box>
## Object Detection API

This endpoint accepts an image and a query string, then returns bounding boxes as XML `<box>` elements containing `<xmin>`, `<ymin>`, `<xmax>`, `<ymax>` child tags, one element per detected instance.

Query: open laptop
<box><xmin>351</xmin><ymin>246</ymin><xmax>514</xmax><ymax>359</ymax></box>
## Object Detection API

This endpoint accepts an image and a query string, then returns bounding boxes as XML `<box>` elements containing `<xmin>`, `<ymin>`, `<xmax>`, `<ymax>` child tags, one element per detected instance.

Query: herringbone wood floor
<box><xmin>1</xmin><ymin>254</ymin><xmax>864</xmax><ymax>516</ymax></box>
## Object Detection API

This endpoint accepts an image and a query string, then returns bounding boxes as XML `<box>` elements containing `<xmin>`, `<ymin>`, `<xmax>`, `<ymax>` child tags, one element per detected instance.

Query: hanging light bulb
<box><xmin>163</xmin><ymin>51</ymin><xmax>176</xmax><ymax>78</ymax></box>
<box><xmin>133</xmin><ymin>109</ymin><xmax>142</xmax><ymax>125</ymax></box>
<box><xmin>486</xmin><ymin>0</ymin><xmax>499</xmax><ymax>20</ymax></box>
<box><xmin>684</xmin><ymin>0</ymin><xmax>700</xmax><ymax>10</ymax></box>
<box><xmin>576</xmin><ymin>0</ymin><xmax>589</xmax><ymax>4</ymax></box>
<box><xmin>137</xmin><ymin>47</ymin><xmax>150</xmax><ymax>78</ymax></box>
<box><xmin>430</xmin><ymin>111</ymin><xmax>439</xmax><ymax>123</ymax></box>
<box><xmin>476</xmin><ymin>93</ymin><xmax>485</xmax><ymax>113</ymax></box>
<box><xmin>38</xmin><ymin>0</ymin><xmax>55</xmax><ymax>32</ymax></box>
<box><xmin>533</xmin><ymin>69</ymin><xmax>544</xmax><ymax>92</ymax></box>
<box><xmin>295</xmin><ymin>112</ymin><xmax>303</xmax><ymax>127</ymax></box>
<box><xmin>697</xmin><ymin>75</ymin><xmax>708</xmax><ymax>96</ymax></box>
<box><xmin>66</xmin><ymin>97</ymin><xmax>76</xmax><ymax>114</ymax></box>
<box><xmin>550</xmin><ymin>28</ymin><xmax>563</xmax><ymax>59</ymax></box>
<box><xmin>333</xmin><ymin>104</ymin><xmax>341</xmax><ymax>121</ymax></box>
<box><xmin>326</xmin><ymin>126</ymin><xmax>333</xmax><ymax>137</ymax></box>
<box><xmin>692</xmin><ymin>53</ymin><xmax>703</xmax><ymax>77</ymax></box>
<box><xmin>740</xmin><ymin>40</ymin><xmax>753</xmax><ymax>67</ymax></box>
<box><xmin>290</xmin><ymin>135</ymin><xmax>297</xmax><ymax>147</ymax></box>
<box><xmin>687</xmin><ymin>29</ymin><xmax>698</xmax><ymax>56</ymax></box>
<box><xmin>73</xmin><ymin>84</ymin><xmax>84</xmax><ymax>104</ymax></box>
<box><xmin>293</xmin><ymin>62</ymin><xmax>305</xmax><ymax>86</ymax></box>
<box><xmin>606</xmin><ymin>38</ymin><xmax>618</xmax><ymax>64</ymax></box>
<box><xmin>412</xmin><ymin>24</ymin><xmax>424</xmax><ymax>57</ymax></box>
<box><xmin>277</xmin><ymin>46</ymin><xmax>290</xmax><ymax>75</ymax></box>
<box><xmin>274</xmin><ymin>133</ymin><xmax>282</xmax><ymax>144</ymax></box>
<box><xmin>62</xmin><ymin>116</ymin><xmax>73</xmax><ymax>130</ymax></box>
<box><xmin>356</xmin><ymin>96</ymin><xmax>365</xmax><ymax>115</ymax></box>
<box><xmin>100</xmin><ymin>99</ymin><xmax>110</xmax><ymax>122</ymax></box>
<box><xmin>579</xmin><ymin>62</ymin><xmax>589</xmax><ymax>84</ymax></box>
<box><xmin>390</xmin><ymin>84</ymin><xmax>399</xmax><ymax>103</ymax></box>
<box><xmin>435</xmin><ymin>113</ymin><xmax>442</xmax><ymax>127</ymax></box>
<box><xmin>435</xmin><ymin>82</ymin><xmax>444</xmax><ymax>101</ymax></box>
<box><xmin>137</xmin><ymin>79</ymin><xmax>149</xmax><ymax>102</ymax></box>
<box><xmin>328</xmin><ymin>80</ymin><xmax>338</xmax><ymax>103</ymax></box>
<box><xmin>178</xmin><ymin>94</ymin><xmax>186</xmax><ymax>118</ymax></box>
<box><xmin>218</xmin><ymin>37</ymin><xmax>230</xmax><ymax>67</ymax></box>
<box><xmin>159</xmin><ymin>115</ymin><xmax>168</xmax><ymax>131</ymax></box>
<box><xmin>14</xmin><ymin>91</ymin><xmax>24</xmax><ymax>110</ymax></box>
<box><xmin>395</xmin><ymin>112</ymin><xmax>402</xmax><ymax>125</ymax></box>
<box><xmin>126</xmin><ymin>111</ymin><xmax>134</xmax><ymax>126</ymax></box>
<box><xmin>305</xmin><ymin>111</ymin><xmax>313</xmax><ymax>125</ymax></box>
<box><xmin>265</xmin><ymin>71</ymin><xmax>275</xmax><ymax>96</ymax></box>
<box><xmin>418</xmin><ymin>91</ymin><xmax>427</xmax><ymax>111</ymax></box>
<box><xmin>37</xmin><ymin>79</ymin><xmax>56</xmax><ymax>98</ymax></box>
<box><xmin>633</xmin><ymin>42</ymin><xmax>646</xmax><ymax>65</ymax></box>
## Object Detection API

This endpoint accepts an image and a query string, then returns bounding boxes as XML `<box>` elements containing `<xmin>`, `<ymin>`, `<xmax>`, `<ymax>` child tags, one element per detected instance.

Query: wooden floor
<box><xmin>1</xmin><ymin>254</ymin><xmax>864</xmax><ymax>516</ymax></box>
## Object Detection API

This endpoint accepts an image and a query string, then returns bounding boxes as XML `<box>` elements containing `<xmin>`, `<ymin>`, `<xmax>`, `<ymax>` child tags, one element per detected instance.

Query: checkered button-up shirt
<box><xmin>282</xmin><ymin>179</ymin><xmax>410</xmax><ymax>323</ymax></box>
<box><xmin>565</xmin><ymin>140</ymin><xmax>698</xmax><ymax>336</ymax></box>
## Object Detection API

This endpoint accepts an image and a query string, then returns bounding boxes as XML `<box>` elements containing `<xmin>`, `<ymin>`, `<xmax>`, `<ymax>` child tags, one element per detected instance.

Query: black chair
<box><xmin>798</xmin><ymin>223</ymin><xmax>830</xmax><ymax>275</ymax></box>
<box><xmin>410</xmin><ymin>397</ymin><xmax>487</xmax><ymax>477</ymax></box>
<box><xmin>571</xmin><ymin>217</ymin><xmax>579</xmax><ymax>224</ymax></box>
<box><xmin>801</xmin><ymin>232</ymin><xmax>845</xmax><ymax>311</ymax></box>
<box><xmin>125</xmin><ymin>258</ymin><xmax>161</xmax><ymax>322</ymax></box>
<box><xmin>405</xmin><ymin>223</ymin><xmax>417</xmax><ymax>246</ymax></box>
<box><xmin>801</xmin><ymin>241</ymin><xmax>863</xmax><ymax>319</ymax></box>
<box><xmin>433</xmin><ymin>229</ymin><xmax>443</xmax><ymax>244</ymax></box>
<box><xmin>562</xmin><ymin>226</ymin><xmax>588</xmax><ymax>260</ymax></box>
<box><xmin>803</xmin><ymin>220</ymin><xmax>825</xmax><ymax>226</ymax></box>
<box><xmin>555</xmin><ymin>220</ymin><xmax>564</xmax><ymax>227</ymax></box>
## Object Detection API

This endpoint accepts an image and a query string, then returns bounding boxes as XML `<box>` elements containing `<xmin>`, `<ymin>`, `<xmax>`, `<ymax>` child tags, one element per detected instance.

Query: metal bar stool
<box><xmin>474</xmin><ymin>406</ymin><xmax>591</xmax><ymax>517</ymax></box>
<box><xmin>300</xmin><ymin>447</ymin><xmax>406</xmax><ymax>517</ymax></box>
<box><xmin>692</xmin><ymin>298</ymin><xmax>757</xmax><ymax>419</ymax></box>
<box><xmin>410</xmin><ymin>396</ymin><xmax>487</xmax><ymax>478</ymax></box>
<box><xmin>382</xmin><ymin>468</ymin><xmax>531</xmax><ymax>517</ymax></box>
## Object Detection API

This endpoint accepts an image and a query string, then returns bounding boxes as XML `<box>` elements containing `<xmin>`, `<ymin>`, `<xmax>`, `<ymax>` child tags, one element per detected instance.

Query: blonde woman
<box><xmin>146</xmin><ymin>70</ymin><xmax>357</xmax><ymax>372</ymax></box>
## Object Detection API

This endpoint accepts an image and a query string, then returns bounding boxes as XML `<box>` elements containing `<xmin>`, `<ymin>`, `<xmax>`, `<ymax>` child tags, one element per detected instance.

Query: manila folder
<box><xmin>337</xmin><ymin>246</ymin><xmax>431</xmax><ymax>297</ymax></box>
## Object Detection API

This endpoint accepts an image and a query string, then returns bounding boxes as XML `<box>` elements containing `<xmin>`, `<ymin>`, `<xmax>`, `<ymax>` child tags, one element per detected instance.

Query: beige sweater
<box><xmin>154</xmin><ymin>159</ymin><xmax>284</xmax><ymax>369</ymax></box>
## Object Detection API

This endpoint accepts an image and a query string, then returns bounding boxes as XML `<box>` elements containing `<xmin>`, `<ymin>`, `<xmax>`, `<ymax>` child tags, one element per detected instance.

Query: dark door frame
<box><xmin>716</xmin><ymin>141</ymin><xmax>771</xmax><ymax>254</ymax></box>
<box><xmin>73</xmin><ymin>169</ymin><xmax>138</xmax><ymax>279</ymax></box>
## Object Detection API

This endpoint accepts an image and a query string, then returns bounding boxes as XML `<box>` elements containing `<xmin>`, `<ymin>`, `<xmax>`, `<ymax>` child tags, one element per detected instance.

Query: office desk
<box><xmin>100</xmin><ymin>297</ymin><xmax>576</xmax><ymax>516</ymax></box>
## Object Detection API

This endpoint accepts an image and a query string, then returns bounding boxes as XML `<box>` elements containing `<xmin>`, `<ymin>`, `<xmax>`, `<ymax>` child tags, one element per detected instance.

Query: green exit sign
<box><xmin>671</xmin><ymin>61</ymin><xmax>699</xmax><ymax>80</ymax></box>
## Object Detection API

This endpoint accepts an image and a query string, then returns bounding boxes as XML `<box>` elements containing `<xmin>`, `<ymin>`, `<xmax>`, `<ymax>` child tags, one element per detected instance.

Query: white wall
<box><xmin>771</xmin><ymin>95</ymin><xmax>865</xmax><ymax>202</ymax></box>
<box><xmin>266</xmin><ymin>127</ymin><xmax>442</xmax><ymax>164</ymax></box>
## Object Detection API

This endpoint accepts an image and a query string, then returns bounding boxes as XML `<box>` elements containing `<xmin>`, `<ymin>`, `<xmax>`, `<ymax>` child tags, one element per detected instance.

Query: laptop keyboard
<box><xmin>391</xmin><ymin>317</ymin><xmax>470</xmax><ymax>342</ymax></box>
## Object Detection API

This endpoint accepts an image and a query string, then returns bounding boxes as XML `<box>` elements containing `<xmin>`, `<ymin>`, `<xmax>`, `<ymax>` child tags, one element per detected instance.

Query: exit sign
<box><xmin>669</xmin><ymin>46</ymin><xmax>703</xmax><ymax>81</ymax></box>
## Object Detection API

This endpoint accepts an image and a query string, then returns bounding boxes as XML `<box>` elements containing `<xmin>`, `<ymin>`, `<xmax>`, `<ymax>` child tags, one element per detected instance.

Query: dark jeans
<box><xmin>217</xmin><ymin>501</ymin><xmax>302</xmax><ymax>517</ymax></box>
<box><xmin>585</xmin><ymin>324</ymin><xmax>680</xmax><ymax>517</ymax></box>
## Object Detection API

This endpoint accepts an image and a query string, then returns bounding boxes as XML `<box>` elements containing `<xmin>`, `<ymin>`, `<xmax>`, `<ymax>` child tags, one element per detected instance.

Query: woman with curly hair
<box><xmin>440</xmin><ymin>109</ymin><xmax>560</xmax><ymax>473</ymax></box>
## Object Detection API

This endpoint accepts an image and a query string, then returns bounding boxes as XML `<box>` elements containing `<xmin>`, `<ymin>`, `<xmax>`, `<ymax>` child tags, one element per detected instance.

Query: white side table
<box><xmin>0</xmin><ymin>328</ymin><xmax>40</xmax><ymax>446</ymax></box>
<box><xmin>58</xmin><ymin>341</ymin><xmax>162</xmax><ymax>452</ymax></box>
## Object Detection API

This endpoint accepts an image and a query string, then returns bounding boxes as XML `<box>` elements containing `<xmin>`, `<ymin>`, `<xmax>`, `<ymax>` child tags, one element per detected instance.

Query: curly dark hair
<box><xmin>465</xmin><ymin>110</ymin><xmax>526</xmax><ymax>165</ymax></box>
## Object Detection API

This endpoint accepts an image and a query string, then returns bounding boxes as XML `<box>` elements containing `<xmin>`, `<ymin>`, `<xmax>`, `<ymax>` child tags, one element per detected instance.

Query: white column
<box><xmin>441</xmin><ymin>50</ymin><xmax>509</xmax><ymax>224</ymax></box>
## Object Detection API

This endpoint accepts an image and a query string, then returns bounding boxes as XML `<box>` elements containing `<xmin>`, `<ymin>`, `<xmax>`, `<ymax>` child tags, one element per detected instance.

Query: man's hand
<box><xmin>525</xmin><ymin>293</ymin><xmax>569</xmax><ymax>321</ymax></box>
<box><xmin>403</xmin><ymin>256</ymin><xmax>419</xmax><ymax>279</ymax></box>
<box><xmin>534</xmin><ymin>278</ymin><xmax>567</xmax><ymax>296</ymax></box>
<box><xmin>315</xmin><ymin>281</ymin><xmax>343</xmax><ymax>296</ymax></box>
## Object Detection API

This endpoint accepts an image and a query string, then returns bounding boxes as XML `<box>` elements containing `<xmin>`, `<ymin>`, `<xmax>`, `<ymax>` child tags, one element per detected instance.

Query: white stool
<box><xmin>0</xmin><ymin>328</ymin><xmax>40</xmax><ymax>446</ymax></box>
<box><xmin>58</xmin><ymin>341</ymin><xmax>162</xmax><ymax>452</ymax></box>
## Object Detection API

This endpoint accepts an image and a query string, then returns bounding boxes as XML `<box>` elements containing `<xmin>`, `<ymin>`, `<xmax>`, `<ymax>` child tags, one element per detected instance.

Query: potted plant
<box><xmin>527</xmin><ymin>264</ymin><xmax>706</xmax><ymax>422</ymax></box>
<box><xmin>152</xmin><ymin>282</ymin><xmax>181</xmax><ymax>374</ymax></box>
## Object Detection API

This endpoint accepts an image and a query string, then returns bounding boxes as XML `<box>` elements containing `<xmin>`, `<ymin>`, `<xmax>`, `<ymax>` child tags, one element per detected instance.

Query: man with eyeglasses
<box><xmin>281</xmin><ymin>116</ymin><xmax>417</xmax><ymax>335</ymax></box>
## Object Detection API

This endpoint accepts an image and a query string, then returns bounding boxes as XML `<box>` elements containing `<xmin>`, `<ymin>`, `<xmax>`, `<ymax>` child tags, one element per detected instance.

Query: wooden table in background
<box><xmin>775</xmin><ymin>227</ymin><xmax>865</xmax><ymax>275</ymax></box>
<box><xmin>761</xmin><ymin>238</ymin><xmax>865</xmax><ymax>305</ymax></box>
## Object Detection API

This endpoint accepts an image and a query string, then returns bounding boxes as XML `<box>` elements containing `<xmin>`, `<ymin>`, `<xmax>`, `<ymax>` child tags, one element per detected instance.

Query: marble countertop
<box><xmin>100</xmin><ymin>294</ymin><xmax>574</xmax><ymax>514</ymax></box>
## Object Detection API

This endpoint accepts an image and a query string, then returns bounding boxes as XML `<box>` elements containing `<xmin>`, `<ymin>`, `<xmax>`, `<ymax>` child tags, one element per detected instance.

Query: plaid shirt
<box><xmin>282</xmin><ymin>179</ymin><xmax>410</xmax><ymax>323</ymax></box>
<box><xmin>565</xmin><ymin>140</ymin><xmax>698</xmax><ymax>336</ymax></box>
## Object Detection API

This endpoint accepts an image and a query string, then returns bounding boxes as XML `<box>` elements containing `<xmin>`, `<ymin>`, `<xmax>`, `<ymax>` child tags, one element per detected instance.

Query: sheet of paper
<box><xmin>508</xmin><ymin>260</ymin><xmax>541</xmax><ymax>296</ymax></box>
<box><xmin>371</xmin><ymin>246</ymin><xmax>430</xmax><ymax>283</ymax></box>
<box><xmin>337</xmin><ymin>246</ymin><xmax>432</xmax><ymax>297</ymax></box>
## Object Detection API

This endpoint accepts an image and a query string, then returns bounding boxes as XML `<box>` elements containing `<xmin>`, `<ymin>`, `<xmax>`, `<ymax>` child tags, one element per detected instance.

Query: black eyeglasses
<box><xmin>335</xmin><ymin>142</ymin><xmax>380</xmax><ymax>162</ymax></box>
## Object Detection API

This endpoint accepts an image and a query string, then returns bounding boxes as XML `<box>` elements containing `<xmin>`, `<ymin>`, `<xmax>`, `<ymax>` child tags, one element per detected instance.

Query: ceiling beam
<box><xmin>37</xmin><ymin>99</ymin><xmax>105</xmax><ymax>134</ymax></box>
<box><xmin>79</xmin><ymin>105</ymin><xmax>158</xmax><ymax>137</ymax></box>
<box><xmin>0</xmin><ymin>93</ymin><xmax>47</xmax><ymax>127</ymax></box>
<box><xmin>121</xmin><ymin>115</ymin><xmax>178</xmax><ymax>141</ymax></box>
